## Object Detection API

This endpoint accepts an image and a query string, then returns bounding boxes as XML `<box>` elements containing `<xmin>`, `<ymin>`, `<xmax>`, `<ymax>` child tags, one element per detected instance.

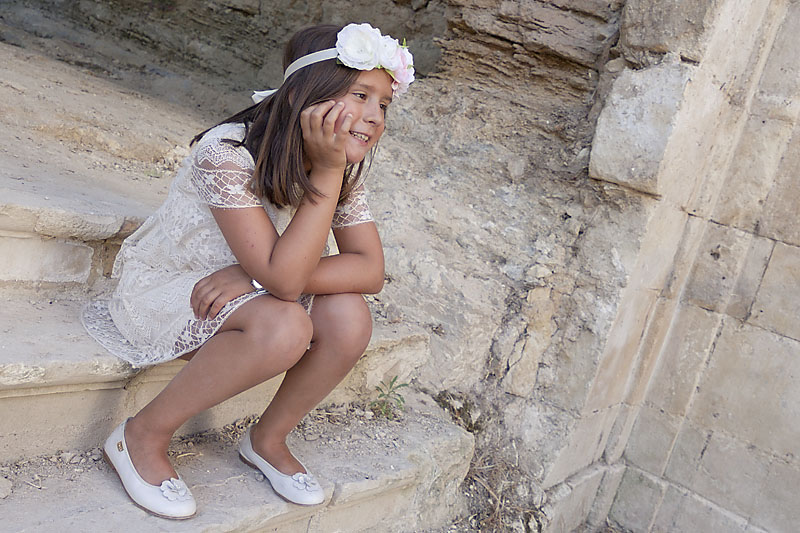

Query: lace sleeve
<box><xmin>190</xmin><ymin>138</ymin><xmax>262</xmax><ymax>208</ymax></box>
<box><xmin>332</xmin><ymin>184</ymin><xmax>374</xmax><ymax>228</ymax></box>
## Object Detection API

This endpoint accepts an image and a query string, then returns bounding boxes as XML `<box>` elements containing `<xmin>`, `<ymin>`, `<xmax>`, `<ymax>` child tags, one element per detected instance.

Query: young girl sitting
<box><xmin>82</xmin><ymin>22</ymin><xmax>414</xmax><ymax>519</ymax></box>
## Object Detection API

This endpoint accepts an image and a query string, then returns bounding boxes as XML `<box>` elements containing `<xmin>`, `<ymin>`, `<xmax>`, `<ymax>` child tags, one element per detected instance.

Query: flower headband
<box><xmin>252</xmin><ymin>23</ymin><xmax>415</xmax><ymax>104</ymax></box>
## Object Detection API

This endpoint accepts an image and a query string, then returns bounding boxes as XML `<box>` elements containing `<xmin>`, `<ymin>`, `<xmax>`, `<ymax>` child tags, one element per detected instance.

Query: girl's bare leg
<box><xmin>250</xmin><ymin>293</ymin><xmax>372</xmax><ymax>474</ymax></box>
<box><xmin>123</xmin><ymin>295</ymin><xmax>313</xmax><ymax>485</ymax></box>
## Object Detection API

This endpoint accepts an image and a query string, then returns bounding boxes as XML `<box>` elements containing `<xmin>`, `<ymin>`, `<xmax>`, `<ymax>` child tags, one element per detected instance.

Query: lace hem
<box><xmin>82</xmin><ymin>292</ymin><xmax>315</xmax><ymax>367</ymax></box>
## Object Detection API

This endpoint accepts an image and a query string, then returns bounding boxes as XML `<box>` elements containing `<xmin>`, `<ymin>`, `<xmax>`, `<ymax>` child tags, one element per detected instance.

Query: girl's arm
<box><xmin>303</xmin><ymin>221</ymin><xmax>385</xmax><ymax>295</ymax></box>
<box><xmin>209</xmin><ymin>190</ymin><xmax>336</xmax><ymax>301</ymax></box>
<box><xmin>191</xmin><ymin>222</ymin><xmax>383</xmax><ymax>320</ymax></box>
<box><xmin>211</xmin><ymin>101</ymin><xmax>355</xmax><ymax>301</ymax></box>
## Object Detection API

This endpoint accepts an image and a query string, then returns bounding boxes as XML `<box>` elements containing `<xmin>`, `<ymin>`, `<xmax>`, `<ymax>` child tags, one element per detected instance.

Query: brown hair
<box><xmin>192</xmin><ymin>25</ymin><xmax>368</xmax><ymax>207</ymax></box>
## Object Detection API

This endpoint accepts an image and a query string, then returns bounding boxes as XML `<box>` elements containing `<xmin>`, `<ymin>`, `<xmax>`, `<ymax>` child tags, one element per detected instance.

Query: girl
<box><xmin>82</xmin><ymin>23</ymin><xmax>414</xmax><ymax>519</ymax></box>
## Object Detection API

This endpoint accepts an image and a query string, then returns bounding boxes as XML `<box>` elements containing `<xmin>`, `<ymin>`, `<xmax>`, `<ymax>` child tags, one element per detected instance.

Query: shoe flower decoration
<box><xmin>291</xmin><ymin>472</ymin><xmax>320</xmax><ymax>491</ymax></box>
<box><xmin>160</xmin><ymin>478</ymin><xmax>192</xmax><ymax>502</ymax></box>
<box><xmin>336</xmin><ymin>23</ymin><xmax>415</xmax><ymax>97</ymax></box>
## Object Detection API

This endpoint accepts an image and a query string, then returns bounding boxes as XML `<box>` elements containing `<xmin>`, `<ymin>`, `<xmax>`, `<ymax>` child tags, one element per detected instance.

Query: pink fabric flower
<box><xmin>390</xmin><ymin>47</ymin><xmax>415</xmax><ymax>96</ymax></box>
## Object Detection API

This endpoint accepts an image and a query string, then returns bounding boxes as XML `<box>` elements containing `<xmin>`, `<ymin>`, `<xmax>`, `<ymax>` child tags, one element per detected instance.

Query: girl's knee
<box><xmin>239</xmin><ymin>297</ymin><xmax>312</xmax><ymax>360</ymax></box>
<box><xmin>313</xmin><ymin>294</ymin><xmax>372</xmax><ymax>353</ymax></box>
<box><xmin>267</xmin><ymin>300</ymin><xmax>313</xmax><ymax>356</ymax></box>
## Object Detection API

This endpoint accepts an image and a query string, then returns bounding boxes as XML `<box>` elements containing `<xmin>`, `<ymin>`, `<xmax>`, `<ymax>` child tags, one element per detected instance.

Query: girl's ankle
<box><xmin>250</xmin><ymin>426</ymin><xmax>304</xmax><ymax>475</ymax></box>
<box><xmin>127</xmin><ymin>416</ymin><xmax>172</xmax><ymax>449</ymax></box>
<box><xmin>123</xmin><ymin>417</ymin><xmax>178</xmax><ymax>484</ymax></box>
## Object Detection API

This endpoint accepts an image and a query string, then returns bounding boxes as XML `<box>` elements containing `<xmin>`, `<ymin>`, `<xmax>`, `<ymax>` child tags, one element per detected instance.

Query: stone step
<box><xmin>0</xmin><ymin>176</ymin><xmax>156</xmax><ymax>289</ymax></box>
<box><xmin>0</xmin><ymin>290</ymin><xmax>430</xmax><ymax>463</ymax></box>
<box><xmin>0</xmin><ymin>399</ymin><xmax>473</xmax><ymax>532</ymax></box>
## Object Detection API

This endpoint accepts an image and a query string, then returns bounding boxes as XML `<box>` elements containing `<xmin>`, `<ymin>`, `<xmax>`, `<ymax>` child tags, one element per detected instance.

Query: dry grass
<box><xmin>460</xmin><ymin>449</ymin><xmax>541</xmax><ymax>532</ymax></box>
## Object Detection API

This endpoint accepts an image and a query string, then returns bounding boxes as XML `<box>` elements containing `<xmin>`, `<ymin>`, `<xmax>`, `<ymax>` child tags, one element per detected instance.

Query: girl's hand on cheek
<box><xmin>300</xmin><ymin>100</ymin><xmax>355</xmax><ymax>175</ymax></box>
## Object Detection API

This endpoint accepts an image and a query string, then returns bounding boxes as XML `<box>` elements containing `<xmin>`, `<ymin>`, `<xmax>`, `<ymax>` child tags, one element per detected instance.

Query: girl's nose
<box><xmin>364</xmin><ymin>101</ymin><xmax>384</xmax><ymax>125</ymax></box>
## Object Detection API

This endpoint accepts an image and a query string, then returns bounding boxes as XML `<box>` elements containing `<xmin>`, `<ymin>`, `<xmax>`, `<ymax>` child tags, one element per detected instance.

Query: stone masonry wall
<box><xmin>592</xmin><ymin>1</ymin><xmax>800</xmax><ymax>531</ymax></box>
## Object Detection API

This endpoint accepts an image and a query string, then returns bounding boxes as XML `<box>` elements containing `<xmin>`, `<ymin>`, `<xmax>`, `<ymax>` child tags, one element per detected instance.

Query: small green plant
<box><xmin>369</xmin><ymin>376</ymin><xmax>409</xmax><ymax>419</ymax></box>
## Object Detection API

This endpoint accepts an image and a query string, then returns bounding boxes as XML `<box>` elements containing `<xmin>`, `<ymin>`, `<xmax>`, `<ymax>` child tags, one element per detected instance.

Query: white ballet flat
<box><xmin>103</xmin><ymin>419</ymin><xmax>197</xmax><ymax>520</ymax></box>
<box><xmin>239</xmin><ymin>427</ymin><xmax>325</xmax><ymax>505</ymax></box>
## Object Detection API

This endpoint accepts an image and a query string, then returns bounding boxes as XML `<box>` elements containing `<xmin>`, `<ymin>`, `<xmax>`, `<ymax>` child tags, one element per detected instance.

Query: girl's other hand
<box><xmin>300</xmin><ymin>100</ymin><xmax>355</xmax><ymax>175</ymax></box>
<box><xmin>191</xmin><ymin>264</ymin><xmax>255</xmax><ymax>320</ymax></box>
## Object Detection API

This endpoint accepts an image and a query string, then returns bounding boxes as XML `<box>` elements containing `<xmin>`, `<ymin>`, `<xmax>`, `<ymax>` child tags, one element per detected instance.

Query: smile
<box><xmin>350</xmin><ymin>131</ymin><xmax>369</xmax><ymax>142</ymax></box>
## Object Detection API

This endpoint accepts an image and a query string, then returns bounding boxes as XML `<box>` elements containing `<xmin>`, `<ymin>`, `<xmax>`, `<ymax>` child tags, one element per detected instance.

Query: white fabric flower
<box><xmin>336</xmin><ymin>23</ymin><xmax>382</xmax><ymax>70</ymax></box>
<box><xmin>160</xmin><ymin>478</ymin><xmax>192</xmax><ymax>502</ymax></box>
<box><xmin>292</xmin><ymin>472</ymin><xmax>321</xmax><ymax>491</ymax></box>
<box><xmin>377</xmin><ymin>35</ymin><xmax>402</xmax><ymax>71</ymax></box>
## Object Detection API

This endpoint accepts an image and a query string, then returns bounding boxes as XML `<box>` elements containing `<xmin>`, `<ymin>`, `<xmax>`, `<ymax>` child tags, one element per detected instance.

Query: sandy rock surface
<box><xmin>0</xmin><ymin>40</ymin><xmax>203</xmax><ymax>217</ymax></box>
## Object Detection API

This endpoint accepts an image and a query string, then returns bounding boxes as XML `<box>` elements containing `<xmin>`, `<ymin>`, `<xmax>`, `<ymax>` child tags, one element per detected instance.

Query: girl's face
<box><xmin>333</xmin><ymin>69</ymin><xmax>394</xmax><ymax>164</ymax></box>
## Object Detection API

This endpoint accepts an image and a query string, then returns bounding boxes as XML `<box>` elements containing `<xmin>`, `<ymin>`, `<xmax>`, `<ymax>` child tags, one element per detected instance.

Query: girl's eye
<box><xmin>354</xmin><ymin>92</ymin><xmax>367</xmax><ymax>99</ymax></box>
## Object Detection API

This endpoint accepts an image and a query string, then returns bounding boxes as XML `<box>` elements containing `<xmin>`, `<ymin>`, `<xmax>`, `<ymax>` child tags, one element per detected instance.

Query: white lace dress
<box><xmin>82</xmin><ymin>122</ymin><xmax>374</xmax><ymax>367</ymax></box>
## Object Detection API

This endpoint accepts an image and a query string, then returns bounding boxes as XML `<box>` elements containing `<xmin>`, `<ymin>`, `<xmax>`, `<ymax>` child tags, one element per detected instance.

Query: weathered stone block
<box><xmin>662</xmin><ymin>215</ymin><xmax>707</xmax><ymax>299</ymax></box>
<box><xmin>725</xmin><ymin>236</ymin><xmax>774</xmax><ymax>320</ymax></box>
<box><xmin>759</xmin><ymin>127</ymin><xmax>800</xmax><ymax>247</ymax></box>
<box><xmin>658</xmin><ymin>0</ymin><xmax>778</xmax><ymax>215</ymax></box>
<box><xmin>603</xmin><ymin>404</ymin><xmax>639</xmax><ymax>464</ymax></box>
<box><xmin>620</xmin><ymin>0</ymin><xmax>724</xmax><ymax>61</ymax></box>
<box><xmin>0</xmin><ymin>204</ymin><xmax>39</xmax><ymax>234</ymax></box>
<box><xmin>686</xmin><ymin>432</ymin><xmax>770</xmax><ymax>520</ymax></box>
<box><xmin>756</xmin><ymin>1</ymin><xmax>800</xmax><ymax>103</ymax></box>
<box><xmin>629</xmin><ymin>204</ymin><xmax>688</xmax><ymax>291</ymax></box>
<box><xmin>712</xmin><ymin>114</ymin><xmax>796</xmax><ymax>232</ymax></box>
<box><xmin>664</xmin><ymin>422</ymin><xmax>708</xmax><ymax>487</ymax></box>
<box><xmin>646</xmin><ymin>304</ymin><xmax>722</xmax><ymax>416</ymax></box>
<box><xmin>586</xmin><ymin>288</ymin><xmax>659</xmax><ymax>411</ymax></box>
<box><xmin>34</xmin><ymin>209</ymin><xmax>127</xmax><ymax>241</ymax></box>
<box><xmin>750</xmin><ymin>458</ymin><xmax>800</xmax><ymax>532</ymax></box>
<box><xmin>749</xmin><ymin>242</ymin><xmax>800</xmax><ymax>341</ymax></box>
<box><xmin>542</xmin><ymin>406</ymin><xmax>617</xmax><ymax>488</ymax></box>
<box><xmin>682</xmin><ymin>222</ymin><xmax>752</xmax><ymax>312</ymax></box>
<box><xmin>585</xmin><ymin>464</ymin><xmax>626</xmax><ymax>528</ymax></box>
<box><xmin>608</xmin><ymin>466</ymin><xmax>666</xmax><ymax>532</ymax></box>
<box><xmin>624</xmin><ymin>407</ymin><xmax>681</xmax><ymax>476</ymax></box>
<box><xmin>626</xmin><ymin>297</ymin><xmax>679</xmax><ymax>407</ymax></box>
<box><xmin>0</xmin><ymin>232</ymin><xmax>93</xmax><ymax>283</ymax></box>
<box><xmin>651</xmin><ymin>485</ymin><xmax>750</xmax><ymax>533</ymax></box>
<box><xmin>540</xmin><ymin>466</ymin><xmax>605</xmax><ymax>533</ymax></box>
<box><xmin>589</xmin><ymin>60</ymin><xmax>692</xmax><ymax>195</ymax></box>
<box><xmin>689</xmin><ymin>320</ymin><xmax>800</xmax><ymax>458</ymax></box>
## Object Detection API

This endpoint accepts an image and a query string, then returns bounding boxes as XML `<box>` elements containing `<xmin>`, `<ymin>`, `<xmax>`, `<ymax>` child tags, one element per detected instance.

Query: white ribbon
<box><xmin>252</xmin><ymin>48</ymin><xmax>339</xmax><ymax>104</ymax></box>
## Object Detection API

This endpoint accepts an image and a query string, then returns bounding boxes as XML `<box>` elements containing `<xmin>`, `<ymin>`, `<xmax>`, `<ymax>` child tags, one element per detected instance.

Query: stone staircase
<box><xmin>0</xmin><ymin>145</ymin><xmax>473</xmax><ymax>531</ymax></box>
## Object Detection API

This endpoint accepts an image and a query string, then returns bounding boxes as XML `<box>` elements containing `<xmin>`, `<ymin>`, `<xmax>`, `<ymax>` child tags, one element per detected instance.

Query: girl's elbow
<box><xmin>270</xmin><ymin>288</ymin><xmax>303</xmax><ymax>302</ymax></box>
<box><xmin>270</xmin><ymin>279</ymin><xmax>306</xmax><ymax>301</ymax></box>
<box><xmin>365</xmin><ymin>269</ymin><xmax>385</xmax><ymax>294</ymax></box>
<box><xmin>256</xmin><ymin>276</ymin><xmax>304</xmax><ymax>302</ymax></box>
